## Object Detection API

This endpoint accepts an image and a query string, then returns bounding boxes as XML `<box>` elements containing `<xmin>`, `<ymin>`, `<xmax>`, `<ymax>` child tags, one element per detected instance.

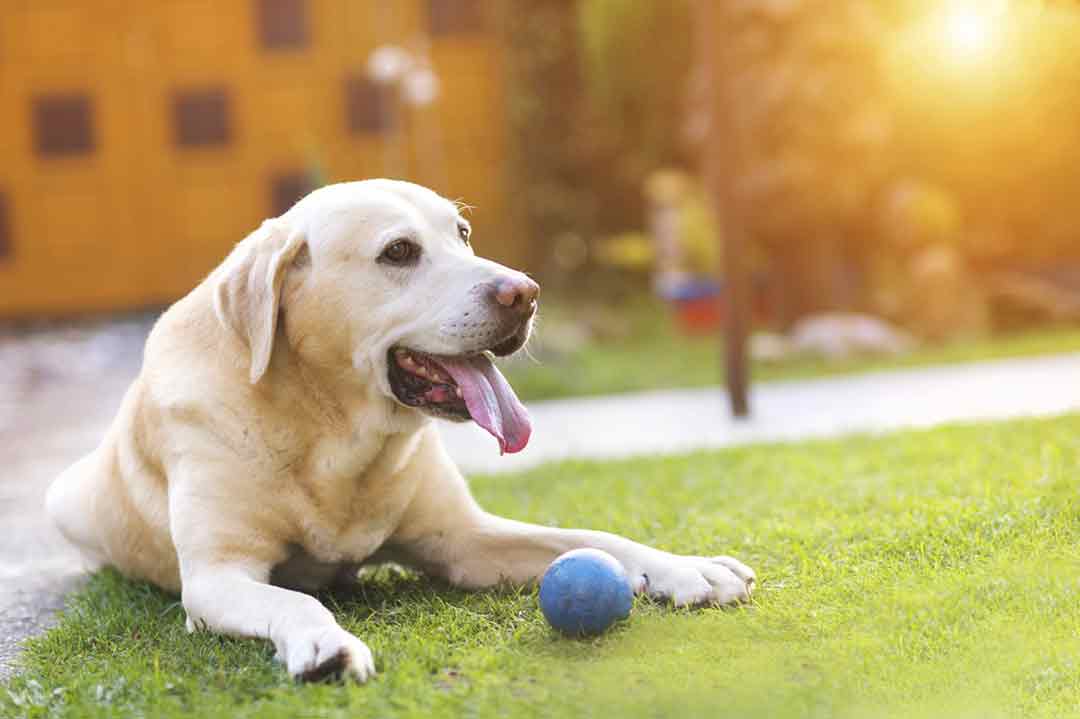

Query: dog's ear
<box><xmin>213</xmin><ymin>218</ymin><xmax>307</xmax><ymax>384</ymax></box>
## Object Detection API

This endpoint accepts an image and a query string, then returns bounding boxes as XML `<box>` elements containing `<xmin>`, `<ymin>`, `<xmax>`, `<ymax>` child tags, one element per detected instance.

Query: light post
<box><xmin>697</xmin><ymin>0</ymin><xmax>750</xmax><ymax>419</ymax></box>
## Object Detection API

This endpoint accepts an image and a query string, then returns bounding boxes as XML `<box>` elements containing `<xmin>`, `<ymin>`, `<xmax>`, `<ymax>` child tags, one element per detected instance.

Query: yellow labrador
<box><xmin>46</xmin><ymin>180</ymin><xmax>754</xmax><ymax>681</ymax></box>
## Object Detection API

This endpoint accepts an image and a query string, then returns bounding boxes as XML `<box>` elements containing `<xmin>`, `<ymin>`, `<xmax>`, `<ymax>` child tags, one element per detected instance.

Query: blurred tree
<box><xmin>698</xmin><ymin>0</ymin><xmax>894</xmax><ymax>326</ymax></box>
<box><xmin>888</xmin><ymin>0</ymin><xmax>1080</xmax><ymax>270</ymax></box>
<box><xmin>874</xmin><ymin>179</ymin><xmax>990</xmax><ymax>339</ymax></box>
<box><xmin>498</xmin><ymin>0</ymin><xmax>699</xmax><ymax>291</ymax></box>
<box><xmin>577</xmin><ymin>0</ymin><xmax>695</xmax><ymax>234</ymax></box>
<box><xmin>497</xmin><ymin>0</ymin><xmax>595</xmax><ymax>274</ymax></box>
<box><xmin>501</xmin><ymin>0</ymin><xmax>1080</xmax><ymax>332</ymax></box>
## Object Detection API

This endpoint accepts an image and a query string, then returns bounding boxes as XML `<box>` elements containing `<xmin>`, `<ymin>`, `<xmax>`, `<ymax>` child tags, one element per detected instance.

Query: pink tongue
<box><xmin>437</xmin><ymin>354</ymin><xmax>532</xmax><ymax>454</ymax></box>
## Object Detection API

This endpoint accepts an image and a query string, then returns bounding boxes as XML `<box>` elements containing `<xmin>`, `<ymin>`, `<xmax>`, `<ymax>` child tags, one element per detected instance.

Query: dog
<box><xmin>46</xmin><ymin>180</ymin><xmax>755</xmax><ymax>681</ymax></box>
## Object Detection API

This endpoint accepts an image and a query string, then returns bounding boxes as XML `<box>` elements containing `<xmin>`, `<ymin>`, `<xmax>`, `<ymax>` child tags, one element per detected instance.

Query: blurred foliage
<box><xmin>496</xmin><ymin>0</ymin><xmax>595</xmax><ymax>272</ymax></box>
<box><xmin>504</xmin><ymin>0</ymin><xmax>896</xmax><ymax>311</ymax></box>
<box><xmin>711</xmin><ymin>2</ymin><xmax>891</xmax><ymax>237</ymax></box>
<box><xmin>678</xmin><ymin>188</ymin><xmax>722</xmax><ymax>275</ymax></box>
<box><xmin>705</xmin><ymin>0</ymin><xmax>1080</xmax><ymax>320</ymax></box>
<box><xmin>643</xmin><ymin>170</ymin><xmax>722</xmax><ymax>277</ymax></box>
<box><xmin>594</xmin><ymin>233</ymin><xmax>653</xmax><ymax>270</ymax></box>
<box><xmin>577</xmin><ymin>0</ymin><xmax>695</xmax><ymax>234</ymax></box>
<box><xmin>499</xmin><ymin>0</ymin><xmax>1080</xmax><ymax>329</ymax></box>
<box><xmin>888</xmin><ymin>0</ymin><xmax>1080</xmax><ymax>267</ymax></box>
<box><xmin>705</xmin><ymin>1</ymin><xmax>894</xmax><ymax>321</ymax></box>
<box><xmin>503</xmin><ymin>295</ymin><xmax>1080</xmax><ymax>401</ymax></box>
<box><xmin>497</xmin><ymin>0</ymin><xmax>696</xmax><ymax>279</ymax></box>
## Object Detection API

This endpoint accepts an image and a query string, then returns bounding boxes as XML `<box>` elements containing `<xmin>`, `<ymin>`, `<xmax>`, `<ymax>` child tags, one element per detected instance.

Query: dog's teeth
<box><xmin>455</xmin><ymin>387</ymin><xmax>463</xmax><ymax>398</ymax></box>
<box><xmin>394</xmin><ymin>348</ymin><xmax>407</xmax><ymax>357</ymax></box>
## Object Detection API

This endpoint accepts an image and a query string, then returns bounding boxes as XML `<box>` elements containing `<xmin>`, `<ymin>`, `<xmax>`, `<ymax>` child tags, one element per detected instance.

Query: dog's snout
<box><xmin>490</xmin><ymin>274</ymin><xmax>540</xmax><ymax>314</ymax></box>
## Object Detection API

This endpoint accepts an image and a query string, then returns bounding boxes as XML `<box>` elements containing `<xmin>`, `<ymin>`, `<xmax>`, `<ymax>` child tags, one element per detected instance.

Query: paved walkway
<box><xmin>4</xmin><ymin>341</ymin><xmax>1080</xmax><ymax>678</ymax></box>
<box><xmin>444</xmin><ymin>352</ymin><xmax>1080</xmax><ymax>474</ymax></box>
<box><xmin>0</xmin><ymin>322</ymin><xmax>145</xmax><ymax>680</ymax></box>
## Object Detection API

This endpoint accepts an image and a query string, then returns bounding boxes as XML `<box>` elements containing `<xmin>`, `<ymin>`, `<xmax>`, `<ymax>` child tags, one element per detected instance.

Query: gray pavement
<box><xmin>3</xmin><ymin>321</ymin><xmax>1080</xmax><ymax>679</ymax></box>
<box><xmin>444</xmin><ymin>352</ymin><xmax>1080</xmax><ymax>473</ymax></box>
<box><xmin>0</xmin><ymin>321</ymin><xmax>146</xmax><ymax>680</ymax></box>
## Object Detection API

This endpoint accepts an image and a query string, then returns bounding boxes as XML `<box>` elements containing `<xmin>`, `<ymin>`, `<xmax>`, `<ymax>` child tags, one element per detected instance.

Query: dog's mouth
<box><xmin>387</xmin><ymin>347</ymin><xmax>531</xmax><ymax>454</ymax></box>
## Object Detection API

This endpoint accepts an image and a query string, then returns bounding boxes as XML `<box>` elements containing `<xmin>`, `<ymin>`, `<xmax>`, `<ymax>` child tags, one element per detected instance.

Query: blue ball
<box><xmin>539</xmin><ymin>549</ymin><xmax>633</xmax><ymax>637</ymax></box>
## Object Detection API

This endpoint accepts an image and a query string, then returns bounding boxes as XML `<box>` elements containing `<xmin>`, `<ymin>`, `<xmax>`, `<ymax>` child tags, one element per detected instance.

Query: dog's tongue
<box><xmin>438</xmin><ymin>354</ymin><xmax>531</xmax><ymax>454</ymax></box>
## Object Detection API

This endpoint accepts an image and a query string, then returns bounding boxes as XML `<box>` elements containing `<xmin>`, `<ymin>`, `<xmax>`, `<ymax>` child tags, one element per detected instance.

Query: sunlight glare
<box><xmin>947</xmin><ymin>8</ymin><xmax>992</xmax><ymax>55</ymax></box>
<box><xmin>941</xmin><ymin>1</ymin><xmax>1007</xmax><ymax>62</ymax></box>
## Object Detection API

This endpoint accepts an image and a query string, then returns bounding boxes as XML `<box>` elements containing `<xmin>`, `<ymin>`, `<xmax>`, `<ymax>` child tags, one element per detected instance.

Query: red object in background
<box><xmin>675</xmin><ymin>295</ymin><xmax>724</xmax><ymax>333</ymax></box>
<box><xmin>665</xmin><ymin>279</ymin><xmax>725</xmax><ymax>334</ymax></box>
<box><xmin>666</xmin><ymin>275</ymin><xmax>776</xmax><ymax>334</ymax></box>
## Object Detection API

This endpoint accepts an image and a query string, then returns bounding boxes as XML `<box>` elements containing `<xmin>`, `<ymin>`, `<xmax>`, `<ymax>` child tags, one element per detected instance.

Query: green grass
<box><xmin>6</xmin><ymin>414</ymin><xmax>1080</xmax><ymax>718</ymax></box>
<box><xmin>504</xmin><ymin>298</ymin><xmax>1080</xmax><ymax>400</ymax></box>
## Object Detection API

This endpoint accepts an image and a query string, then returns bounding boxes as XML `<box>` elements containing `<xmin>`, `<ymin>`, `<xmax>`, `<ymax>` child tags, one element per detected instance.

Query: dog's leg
<box><xmin>405</xmin><ymin>513</ymin><xmax>754</xmax><ymax>606</ymax></box>
<box><xmin>180</xmin><ymin>563</ymin><xmax>375</xmax><ymax>681</ymax></box>
<box><xmin>391</xmin><ymin>436</ymin><xmax>755</xmax><ymax>607</ymax></box>
<box><xmin>169</xmin><ymin>475</ymin><xmax>374</xmax><ymax>682</ymax></box>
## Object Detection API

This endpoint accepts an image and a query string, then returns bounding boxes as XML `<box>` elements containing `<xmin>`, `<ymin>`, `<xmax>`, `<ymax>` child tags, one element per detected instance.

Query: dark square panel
<box><xmin>345</xmin><ymin>75</ymin><xmax>391</xmax><ymax>134</ymax></box>
<box><xmin>0</xmin><ymin>192</ymin><xmax>10</xmax><ymax>261</ymax></box>
<box><xmin>257</xmin><ymin>0</ymin><xmax>309</xmax><ymax>50</ymax></box>
<box><xmin>427</xmin><ymin>0</ymin><xmax>484</xmax><ymax>36</ymax></box>
<box><xmin>33</xmin><ymin>94</ymin><xmax>95</xmax><ymax>156</ymax></box>
<box><xmin>271</xmin><ymin>171</ymin><xmax>316</xmax><ymax>217</ymax></box>
<box><xmin>173</xmin><ymin>89</ymin><xmax>232</xmax><ymax>148</ymax></box>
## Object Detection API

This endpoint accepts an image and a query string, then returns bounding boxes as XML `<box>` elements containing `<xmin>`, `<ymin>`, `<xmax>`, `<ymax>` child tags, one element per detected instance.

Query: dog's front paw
<box><xmin>641</xmin><ymin>555</ymin><xmax>755</xmax><ymax>607</ymax></box>
<box><xmin>279</xmin><ymin>626</ymin><xmax>376</xmax><ymax>683</ymax></box>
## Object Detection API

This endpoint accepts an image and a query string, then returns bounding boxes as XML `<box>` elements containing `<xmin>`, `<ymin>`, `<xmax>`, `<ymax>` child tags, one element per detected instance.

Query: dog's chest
<box><xmin>288</xmin><ymin>427</ymin><xmax>424</xmax><ymax>564</ymax></box>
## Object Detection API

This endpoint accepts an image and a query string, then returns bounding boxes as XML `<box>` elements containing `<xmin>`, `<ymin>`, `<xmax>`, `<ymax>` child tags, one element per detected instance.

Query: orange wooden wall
<box><xmin>0</xmin><ymin>0</ymin><xmax>510</xmax><ymax>316</ymax></box>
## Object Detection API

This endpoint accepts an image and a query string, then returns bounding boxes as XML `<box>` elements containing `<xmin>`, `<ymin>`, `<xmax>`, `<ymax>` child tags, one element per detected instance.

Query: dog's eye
<box><xmin>458</xmin><ymin>225</ymin><xmax>470</xmax><ymax>246</ymax></box>
<box><xmin>379</xmin><ymin>239</ymin><xmax>421</xmax><ymax>266</ymax></box>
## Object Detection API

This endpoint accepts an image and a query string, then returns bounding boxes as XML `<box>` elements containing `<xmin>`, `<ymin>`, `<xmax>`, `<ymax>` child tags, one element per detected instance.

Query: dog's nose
<box><xmin>490</xmin><ymin>274</ymin><xmax>540</xmax><ymax>314</ymax></box>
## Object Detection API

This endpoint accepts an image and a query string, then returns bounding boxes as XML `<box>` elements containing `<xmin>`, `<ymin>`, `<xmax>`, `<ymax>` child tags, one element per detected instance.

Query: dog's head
<box><xmin>212</xmin><ymin>179</ymin><xmax>537</xmax><ymax>454</ymax></box>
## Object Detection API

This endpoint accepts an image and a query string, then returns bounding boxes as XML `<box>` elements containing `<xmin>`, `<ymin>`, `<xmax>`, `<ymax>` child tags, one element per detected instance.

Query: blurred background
<box><xmin>9</xmin><ymin>0</ymin><xmax>1080</xmax><ymax>698</ymax></box>
<box><xmin>5</xmin><ymin>0</ymin><xmax>1080</xmax><ymax>405</ymax></box>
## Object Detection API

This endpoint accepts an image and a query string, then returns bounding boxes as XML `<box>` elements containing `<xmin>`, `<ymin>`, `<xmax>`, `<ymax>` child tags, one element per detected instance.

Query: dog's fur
<box><xmin>46</xmin><ymin>180</ymin><xmax>754</xmax><ymax>681</ymax></box>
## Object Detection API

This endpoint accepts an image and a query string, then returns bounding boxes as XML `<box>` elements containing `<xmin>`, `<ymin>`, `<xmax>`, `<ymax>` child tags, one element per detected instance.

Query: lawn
<box><xmin>5</xmin><ymin>414</ymin><xmax>1080</xmax><ymax>718</ymax></box>
<box><xmin>503</xmin><ymin>297</ymin><xmax>1080</xmax><ymax>400</ymax></box>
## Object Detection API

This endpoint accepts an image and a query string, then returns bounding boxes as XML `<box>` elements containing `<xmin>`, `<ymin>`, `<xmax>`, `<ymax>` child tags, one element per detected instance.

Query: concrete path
<box><xmin>0</xmin><ymin>322</ymin><xmax>146</xmax><ymax>680</ymax></box>
<box><xmin>3</xmin><ymin>330</ymin><xmax>1080</xmax><ymax>678</ymax></box>
<box><xmin>443</xmin><ymin>352</ymin><xmax>1080</xmax><ymax>474</ymax></box>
